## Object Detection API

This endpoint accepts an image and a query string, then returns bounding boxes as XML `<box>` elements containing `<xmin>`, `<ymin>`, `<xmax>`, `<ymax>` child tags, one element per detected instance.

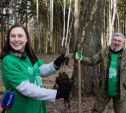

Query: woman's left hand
<box><xmin>54</xmin><ymin>54</ymin><xmax>66</xmax><ymax>70</ymax></box>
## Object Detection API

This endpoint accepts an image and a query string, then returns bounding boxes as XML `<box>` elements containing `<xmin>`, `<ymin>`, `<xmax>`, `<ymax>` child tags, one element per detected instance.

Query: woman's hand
<box><xmin>54</xmin><ymin>54</ymin><xmax>66</xmax><ymax>70</ymax></box>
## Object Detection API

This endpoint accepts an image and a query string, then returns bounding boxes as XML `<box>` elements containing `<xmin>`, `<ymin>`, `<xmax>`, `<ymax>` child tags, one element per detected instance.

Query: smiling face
<box><xmin>111</xmin><ymin>35</ymin><xmax>124</xmax><ymax>51</ymax></box>
<box><xmin>9</xmin><ymin>27</ymin><xmax>28</xmax><ymax>52</ymax></box>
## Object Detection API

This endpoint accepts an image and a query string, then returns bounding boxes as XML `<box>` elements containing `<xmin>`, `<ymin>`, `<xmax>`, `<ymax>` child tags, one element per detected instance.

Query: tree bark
<box><xmin>73</xmin><ymin>0</ymin><xmax>79</xmax><ymax>54</ymax></box>
<box><xmin>49</xmin><ymin>0</ymin><xmax>53</xmax><ymax>53</ymax></box>
<box><xmin>108</xmin><ymin>0</ymin><xmax>117</xmax><ymax>44</ymax></box>
<box><xmin>34</xmin><ymin>0</ymin><xmax>39</xmax><ymax>53</ymax></box>
<box><xmin>13</xmin><ymin>0</ymin><xmax>17</xmax><ymax>24</ymax></box>
<box><xmin>72</xmin><ymin>0</ymin><xmax>105</xmax><ymax>96</ymax></box>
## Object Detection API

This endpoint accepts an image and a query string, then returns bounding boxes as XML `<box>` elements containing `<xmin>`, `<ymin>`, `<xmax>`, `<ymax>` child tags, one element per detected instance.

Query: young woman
<box><xmin>0</xmin><ymin>24</ymin><xmax>73</xmax><ymax>113</ymax></box>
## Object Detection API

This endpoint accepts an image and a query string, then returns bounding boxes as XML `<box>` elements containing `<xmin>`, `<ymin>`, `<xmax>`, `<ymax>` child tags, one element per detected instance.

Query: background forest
<box><xmin>0</xmin><ymin>0</ymin><xmax>126</xmax><ymax>54</ymax></box>
<box><xmin>0</xmin><ymin>0</ymin><xmax>126</xmax><ymax>112</ymax></box>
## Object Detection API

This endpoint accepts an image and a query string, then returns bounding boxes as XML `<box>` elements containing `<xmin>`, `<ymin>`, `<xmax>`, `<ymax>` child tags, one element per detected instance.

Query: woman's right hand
<box><xmin>56</xmin><ymin>82</ymin><xmax>74</xmax><ymax>99</ymax></box>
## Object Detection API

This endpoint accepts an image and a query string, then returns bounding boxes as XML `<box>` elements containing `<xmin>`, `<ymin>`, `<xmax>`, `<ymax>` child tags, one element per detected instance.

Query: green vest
<box><xmin>1</xmin><ymin>53</ymin><xmax>47</xmax><ymax>113</ymax></box>
<box><xmin>106</xmin><ymin>52</ymin><xmax>120</xmax><ymax>97</ymax></box>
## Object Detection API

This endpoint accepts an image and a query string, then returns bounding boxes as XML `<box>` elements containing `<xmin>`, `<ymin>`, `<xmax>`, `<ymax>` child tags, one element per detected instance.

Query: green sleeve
<box><xmin>1</xmin><ymin>59</ymin><xmax>29</xmax><ymax>89</ymax></box>
<box><xmin>37</xmin><ymin>58</ymin><xmax>44</xmax><ymax>67</ymax></box>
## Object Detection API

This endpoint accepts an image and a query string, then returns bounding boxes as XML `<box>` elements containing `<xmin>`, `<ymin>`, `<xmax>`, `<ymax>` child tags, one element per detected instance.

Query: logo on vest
<box><xmin>34</xmin><ymin>76</ymin><xmax>42</xmax><ymax>87</ymax></box>
<box><xmin>109</xmin><ymin>67</ymin><xmax>117</xmax><ymax>78</ymax></box>
<box><xmin>28</xmin><ymin>67</ymin><xmax>33</xmax><ymax>75</ymax></box>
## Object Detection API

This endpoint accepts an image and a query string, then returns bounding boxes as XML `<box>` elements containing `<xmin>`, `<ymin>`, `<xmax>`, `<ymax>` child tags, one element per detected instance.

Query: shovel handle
<box><xmin>78</xmin><ymin>59</ymin><xmax>81</xmax><ymax>113</ymax></box>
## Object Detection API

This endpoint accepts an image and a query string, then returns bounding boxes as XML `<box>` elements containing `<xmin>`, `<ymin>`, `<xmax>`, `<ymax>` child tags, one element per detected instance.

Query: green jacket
<box><xmin>81</xmin><ymin>46</ymin><xmax>126</xmax><ymax>98</ymax></box>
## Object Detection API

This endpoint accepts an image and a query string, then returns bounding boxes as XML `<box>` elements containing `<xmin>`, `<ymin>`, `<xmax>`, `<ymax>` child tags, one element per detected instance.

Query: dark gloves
<box><xmin>54</xmin><ymin>54</ymin><xmax>66</xmax><ymax>70</ymax></box>
<box><xmin>56</xmin><ymin>82</ymin><xmax>74</xmax><ymax>100</ymax></box>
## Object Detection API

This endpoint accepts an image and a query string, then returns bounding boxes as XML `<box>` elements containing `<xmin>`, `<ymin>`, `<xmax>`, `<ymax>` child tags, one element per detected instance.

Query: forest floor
<box><xmin>0</xmin><ymin>54</ymin><xmax>114</xmax><ymax>113</ymax></box>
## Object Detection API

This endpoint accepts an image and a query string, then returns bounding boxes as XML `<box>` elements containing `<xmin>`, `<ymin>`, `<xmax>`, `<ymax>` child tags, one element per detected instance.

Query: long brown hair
<box><xmin>0</xmin><ymin>24</ymin><xmax>38</xmax><ymax>65</ymax></box>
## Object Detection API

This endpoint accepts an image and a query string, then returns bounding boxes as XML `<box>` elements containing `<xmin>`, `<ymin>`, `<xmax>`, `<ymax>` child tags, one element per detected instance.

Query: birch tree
<box><xmin>49</xmin><ymin>0</ymin><xmax>53</xmax><ymax>53</ymax></box>
<box><xmin>108</xmin><ymin>0</ymin><xmax>117</xmax><ymax>44</ymax></box>
<box><xmin>61</xmin><ymin>0</ymin><xmax>66</xmax><ymax>52</ymax></box>
<box><xmin>65</xmin><ymin>0</ymin><xmax>72</xmax><ymax>55</ymax></box>
<box><xmin>60</xmin><ymin>0</ymin><xmax>72</xmax><ymax>54</ymax></box>
<box><xmin>34</xmin><ymin>0</ymin><xmax>39</xmax><ymax>53</ymax></box>
<box><xmin>13</xmin><ymin>0</ymin><xmax>17</xmax><ymax>24</ymax></box>
<box><xmin>47</xmin><ymin>0</ymin><xmax>50</xmax><ymax>53</ymax></box>
<box><xmin>25</xmin><ymin>0</ymin><xmax>28</xmax><ymax>28</ymax></box>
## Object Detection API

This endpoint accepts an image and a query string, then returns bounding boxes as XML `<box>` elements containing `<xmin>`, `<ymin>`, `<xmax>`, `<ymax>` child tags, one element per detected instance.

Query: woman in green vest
<box><xmin>0</xmin><ymin>24</ymin><xmax>73</xmax><ymax>113</ymax></box>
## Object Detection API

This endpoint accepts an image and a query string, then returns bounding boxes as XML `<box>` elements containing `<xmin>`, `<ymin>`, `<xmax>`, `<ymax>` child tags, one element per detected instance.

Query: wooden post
<box><xmin>78</xmin><ymin>59</ymin><xmax>81</xmax><ymax>113</ymax></box>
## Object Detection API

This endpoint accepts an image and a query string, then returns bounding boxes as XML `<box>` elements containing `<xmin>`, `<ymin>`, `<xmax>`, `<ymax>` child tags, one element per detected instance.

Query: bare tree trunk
<box><xmin>124</xmin><ymin>14</ymin><xmax>126</xmax><ymax>36</ymax></box>
<box><xmin>6</xmin><ymin>2</ymin><xmax>9</xmax><ymax>30</ymax></box>
<box><xmin>47</xmin><ymin>0</ymin><xmax>50</xmax><ymax>53</ymax></box>
<box><xmin>26</xmin><ymin>0</ymin><xmax>28</xmax><ymax>28</ymax></box>
<box><xmin>13</xmin><ymin>0</ymin><xmax>17</xmax><ymax>24</ymax></box>
<box><xmin>65</xmin><ymin>0</ymin><xmax>71</xmax><ymax>55</ymax></box>
<box><xmin>73</xmin><ymin>0</ymin><xmax>79</xmax><ymax>54</ymax></box>
<box><xmin>34</xmin><ymin>0</ymin><xmax>39</xmax><ymax>53</ymax></box>
<box><xmin>49</xmin><ymin>0</ymin><xmax>53</xmax><ymax>53</ymax></box>
<box><xmin>123</xmin><ymin>13</ymin><xmax>125</xmax><ymax>35</ymax></box>
<box><xmin>72</xmin><ymin>0</ymin><xmax>105</xmax><ymax>96</ymax></box>
<box><xmin>0</xmin><ymin>4</ymin><xmax>4</xmax><ymax>51</ymax></box>
<box><xmin>108</xmin><ymin>0</ymin><xmax>117</xmax><ymax>44</ymax></box>
<box><xmin>117</xmin><ymin>12</ymin><xmax>120</xmax><ymax>32</ymax></box>
<box><xmin>61</xmin><ymin>0</ymin><xmax>66</xmax><ymax>52</ymax></box>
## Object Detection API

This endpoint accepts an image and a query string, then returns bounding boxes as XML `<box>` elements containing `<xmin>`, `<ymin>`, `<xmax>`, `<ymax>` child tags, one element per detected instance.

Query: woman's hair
<box><xmin>0</xmin><ymin>24</ymin><xmax>38</xmax><ymax>65</ymax></box>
